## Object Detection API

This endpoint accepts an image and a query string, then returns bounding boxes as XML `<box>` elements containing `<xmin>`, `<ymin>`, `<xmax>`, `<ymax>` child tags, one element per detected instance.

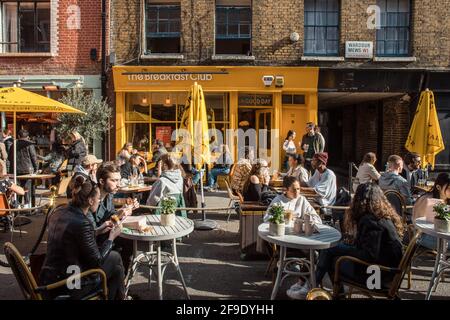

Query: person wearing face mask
<box><xmin>413</xmin><ymin>172</ymin><xmax>450</xmax><ymax>251</ymax></box>
<box><xmin>39</xmin><ymin>176</ymin><xmax>125</xmax><ymax>300</ymax></box>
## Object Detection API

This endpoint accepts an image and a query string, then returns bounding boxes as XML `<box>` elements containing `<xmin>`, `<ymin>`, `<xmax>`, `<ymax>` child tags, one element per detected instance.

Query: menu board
<box><xmin>155</xmin><ymin>126</ymin><xmax>172</xmax><ymax>145</ymax></box>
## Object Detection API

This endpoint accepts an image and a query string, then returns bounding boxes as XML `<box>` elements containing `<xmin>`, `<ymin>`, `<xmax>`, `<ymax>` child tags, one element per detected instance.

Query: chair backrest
<box><xmin>0</xmin><ymin>192</ymin><xmax>10</xmax><ymax>217</ymax></box>
<box><xmin>384</xmin><ymin>190</ymin><xmax>406</xmax><ymax>218</ymax></box>
<box><xmin>388</xmin><ymin>231</ymin><xmax>421</xmax><ymax>298</ymax></box>
<box><xmin>3</xmin><ymin>242</ymin><xmax>42</xmax><ymax>300</ymax></box>
<box><xmin>225</xmin><ymin>179</ymin><xmax>241</xmax><ymax>202</ymax></box>
<box><xmin>57</xmin><ymin>175</ymin><xmax>72</xmax><ymax>196</ymax></box>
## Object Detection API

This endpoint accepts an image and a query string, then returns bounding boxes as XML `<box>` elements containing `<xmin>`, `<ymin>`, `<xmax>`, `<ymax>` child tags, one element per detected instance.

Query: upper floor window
<box><xmin>215</xmin><ymin>0</ymin><xmax>251</xmax><ymax>55</ymax></box>
<box><xmin>376</xmin><ymin>0</ymin><xmax>410</xmax><ymax>57</ymax></box>
<box><xmin>304</xmin><ymin>0</ymin><xmax>340</xmax><ymax>56</ymax></box>
<box><xmin>0</xmin><ymin>1</ymin><xmax>50</xmax><ymax>53</ymax></box>
<box><xmin>145</xmin><ymin>1</ymin><xmax>181</xmax><ymax>54</ymax></box>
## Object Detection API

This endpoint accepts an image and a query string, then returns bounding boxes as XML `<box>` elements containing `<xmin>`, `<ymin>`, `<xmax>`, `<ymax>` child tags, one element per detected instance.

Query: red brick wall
<box><xmin>0</xmin><ymin>0</ymin><xmax>102</xmax><ymax>75</ymax></box>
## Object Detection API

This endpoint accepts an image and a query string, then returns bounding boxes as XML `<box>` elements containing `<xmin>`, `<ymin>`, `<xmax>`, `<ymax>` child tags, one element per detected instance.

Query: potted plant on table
<box><xmin>160</xmin><ymin>196</ymin><xmax>177</xmax><ymax>227</ymax></box>
<box><xmin>268</xmin><ymin>203</ymin><xmax>286</xmax><ymax>236</ymax></box>
<box><xmin>433</xmin><ymin>202</ymin><xmax>450</xmax><ymax>233</ymax></box>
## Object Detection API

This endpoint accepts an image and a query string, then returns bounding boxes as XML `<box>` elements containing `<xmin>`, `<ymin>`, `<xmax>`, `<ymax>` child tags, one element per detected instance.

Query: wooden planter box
<box><xmin>239</xmin><ymin>202</ymin><xmax>270</xmax><ymax>260</ymax></box>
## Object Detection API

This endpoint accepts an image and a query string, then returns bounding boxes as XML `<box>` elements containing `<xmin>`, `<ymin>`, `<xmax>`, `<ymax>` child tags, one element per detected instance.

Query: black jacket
<box><xmin>3</xmin><ymin>137</ymin><xmax>13</xmax><ymax>154</ymax></box>
<box><xmin>8</xmin><ymin>139</ymin><xmax>38</xmax><ymax>174</ymax></box>
<box><xmin>120</xmin><ymin>162</ymin><xmax>140</xmax><ymax>179</ymax></box>
<box><xmin>39</xmin><ymin>204</ymin><xmax>113</xmax><ymax>287</ymax></box>
<box><xmin>67</xmin><ymin>139</ymin><xmax>87</xmax><ymax>168</ymax></box>
<box><xmin>354</xmin><ymin>214</ymin><xmax>403</xmax><ymax>267</ymax></box>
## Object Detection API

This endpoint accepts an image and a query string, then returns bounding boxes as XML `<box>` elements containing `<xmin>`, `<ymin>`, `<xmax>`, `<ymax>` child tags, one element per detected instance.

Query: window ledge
<box><xmin>373</xmin><ymin>56</ymin><xmax>417</xmax><ymax>62</ymax></box>
<box><xmin>212</xmin><ymin>54</ymin><xmax>255</xmax><ymax>61</ymax></box>
<box><xmin>140</xmin><ymin>53</ymin><xmax>184</xmax><ymax>60</ymax></box>
<box><xmin>0</xmin><ymin>52</ymin><xmax>54</xmax><ymax>58</ymax></box>
<box><xmin>301</xmin><ymin>56</ymin><xmax>345</xmax><ymax>62</ymax></box>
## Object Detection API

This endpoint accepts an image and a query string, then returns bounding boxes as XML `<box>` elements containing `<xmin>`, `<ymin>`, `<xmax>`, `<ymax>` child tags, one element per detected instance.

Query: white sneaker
<box><xmin>286</xmin><ymin>281</ymin><xmax>310</xmax><ymax>300</ymax></box>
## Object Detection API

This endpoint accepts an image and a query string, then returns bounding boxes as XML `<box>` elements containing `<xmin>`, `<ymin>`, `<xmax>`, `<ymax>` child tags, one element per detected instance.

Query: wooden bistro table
<box><xmin>414</xmin><ymin>217</ymin><xmax>450</xmax><ymax>300</ymax></box>
<box><xmin>16</xmin><ymin>173</ymin><xmax>55</xmax><ymax>207</ymax></box>
<box><xmin>258</xmin><ymin>222</ymin><xmax>341</xmax><ymax>300</ymax></box>
<box><xmin>120</xmin><ymin>214</ymin><xmax>194</xmax><ymax>300</ymax></box>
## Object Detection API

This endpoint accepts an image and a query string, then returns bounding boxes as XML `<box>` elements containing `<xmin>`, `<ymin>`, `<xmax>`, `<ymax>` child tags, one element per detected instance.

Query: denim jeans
<box><xmin>316</xmin><ymin>243</ymin><xmax>360</xmax><ymax>285</ymax></box>
<box><xmin>192</xmin><ymin>168</ymin><xmax>201</xmax><ymax>185</ymax></box>
<box><xmin>207</xmin><ymin>167</ymin><xmax>230</xmax><ymax>187</ymax></box>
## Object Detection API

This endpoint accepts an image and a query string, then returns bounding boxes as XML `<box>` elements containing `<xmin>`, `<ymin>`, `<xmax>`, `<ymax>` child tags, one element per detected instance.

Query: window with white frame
<box><xmin>376</xmin><ymin>0</ymin><xmax>411</xmax><ymax>57</ymax></box>
<box><xmin>215</xmin><ymin>0</ymin><xmax>251</xmax><ymax>55</ymax></box>
<box><xmin>0</xmin><ymin>0</ymin><xmax>50</xmax><ymax>53</ymax></box>
<box><xmin>304</xmin><ymin>0</ymin><xmax>340</xmax><ymax>56</ymax></box>
<box><xmin>145</xmin><ymin>1</ymin><xmax>181</xmax><ymax>54</ymax></box>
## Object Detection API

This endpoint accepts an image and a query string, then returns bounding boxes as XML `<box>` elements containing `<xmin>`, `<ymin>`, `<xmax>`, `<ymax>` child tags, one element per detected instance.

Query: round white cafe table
<box><xmin>119</xmin><ymin>214</ymin><xmax>194</xmax><ymax>300</ymax></box>
<box><xmin>414</xmin><ymin>217</ymin><xmax>450</xmax><ymax>300</ymax></box>
<box><xmin>258</xmin><ymin>222</ymin><xmax>341</xmax><ymax>300</ymax></box>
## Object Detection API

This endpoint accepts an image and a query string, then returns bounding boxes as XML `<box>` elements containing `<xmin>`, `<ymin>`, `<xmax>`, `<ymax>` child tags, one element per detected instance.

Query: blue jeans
<box><xmin>316</xmin><ymin>243</ymin><xmax>360</xmax><ymax>285</ymax></box>
<box><xmin>207</xmin><ymin>167</ymin><xmax>230</xmax><ymax>187</ymax></box>
<box><xmin>192</xmin><ymin>168</ymin><xmax>201</xmax><ymax>185</ymax></box>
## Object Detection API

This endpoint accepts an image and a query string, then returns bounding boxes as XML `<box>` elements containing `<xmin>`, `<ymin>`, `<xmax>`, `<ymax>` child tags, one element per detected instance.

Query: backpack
<box><xmin>332</xmin><ymin>187</ymin><xmax>351</xmax><ymax>230</ymax></box>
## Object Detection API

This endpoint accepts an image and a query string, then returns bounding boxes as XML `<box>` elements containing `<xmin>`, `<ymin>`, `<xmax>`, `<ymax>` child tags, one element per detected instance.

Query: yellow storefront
<box><xmin>112</xmin><ymin>66</ymin><xmax>318</xmax><ymax>168</ymax></box>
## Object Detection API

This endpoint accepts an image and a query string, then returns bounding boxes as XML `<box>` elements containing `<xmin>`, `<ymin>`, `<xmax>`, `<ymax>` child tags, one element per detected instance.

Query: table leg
<box><xmin>172</xmin><ymin>238</ymin><xmax>190</xmax><ymax>300</ymax></box>
<box><xmin>157</xmin><ymin>241</ymin><xmax>163</xmax><ymax>300</ymax></box>
<box><xmin>124</xmin><ymin>240</ymin><xmax>138</xmax><ymax>296</ymax></box>
<box><xmin>270</xmin><ymin>245</ymin><xmax>286</xmax><ymax>300</ymax></box>
<box><xmin>309</xmin><ymin>249</ymin><xmax>316</xmax><ymax>288</ymax></box>
<box><xmin>426</xmin><ymin>238</ymin><xmax>443</xmax><ymax>300</ymax></box>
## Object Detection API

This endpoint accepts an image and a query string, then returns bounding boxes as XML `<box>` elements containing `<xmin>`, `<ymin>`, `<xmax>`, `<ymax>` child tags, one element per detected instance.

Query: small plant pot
<box><xmin>434</xmin><ymin>218</ymin><xmax>450</xmax><ymax>233</ymax></box>
<box><xmin>269</xmin><ymin>222</ymin><xmax>285</xmax><ymax>236</ymax></box>
<box><xmin>161</xmin><ymin>213</ymin><xmax>176</xmax><ymax>227</ymax></box>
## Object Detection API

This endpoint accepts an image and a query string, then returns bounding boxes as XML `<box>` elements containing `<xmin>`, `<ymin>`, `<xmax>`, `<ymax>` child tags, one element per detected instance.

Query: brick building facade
<box><xmin>108</xmin><ymin>0</ymin><xmax>450</xmax><ymax>170</ymax></box>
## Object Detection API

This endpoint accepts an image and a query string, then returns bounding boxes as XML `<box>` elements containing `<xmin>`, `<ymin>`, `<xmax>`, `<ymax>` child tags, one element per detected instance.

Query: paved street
<box><xmin>1</xmin><ymin>190</ymin><xmax>450</xmax><ymax>300</ymax></box>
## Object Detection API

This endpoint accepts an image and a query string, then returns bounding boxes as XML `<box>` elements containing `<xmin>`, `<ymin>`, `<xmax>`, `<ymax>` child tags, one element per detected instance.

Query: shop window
<box><xmin>0</xmin><ymin>1</ymin><xmax>50</xmax><ymax>53</ymax></box>
<box><xmin>304</xmin><ymin>0</ymin><xmax>340</xmax><ymax>56</ymax></box>
<box><xmin>215</xmin><ymin>2</ymin><xmax>251</xmax><ymax>55</ymax></box>
<box><xmin>282</xmin><ymin>94</ymin><xmax>306</xmax><ymax>105</ymax></box>
<box><xmin>145</xmin><ymin>1</ymin><xmax>181</xmax><ymax>54</ymax></box>
<box><xmin>126</xmin><ymin>123</ymin><xmax>150</xmax><ymax>151</ymax></box>
<box><xmin>376</xmin><ymin>0</ymin><xmax>410</xmax><ymax>57</ymax></box>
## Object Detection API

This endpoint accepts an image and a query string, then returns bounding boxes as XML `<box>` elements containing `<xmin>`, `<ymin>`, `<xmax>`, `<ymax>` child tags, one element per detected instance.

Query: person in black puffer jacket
<box><xmin>286</xmin><ymin>182</ymin><xmax>405</xmax><ymax>300</ymax></box>
<box><xmin>66</xmin><ymin>131</ymin><xmax>87</xmax><ymax>171</ymax></box>
<box><xmin>39</xmin><ymin>175</ymin><xmax>125</xmax><ymax>300</ymax></box>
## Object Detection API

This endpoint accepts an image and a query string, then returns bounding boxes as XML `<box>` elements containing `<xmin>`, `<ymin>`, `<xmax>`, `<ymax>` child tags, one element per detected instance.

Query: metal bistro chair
<box><xmin>4</xmin><ymin>242</ymin><xmax>108</xmax><ymax>300</ymax></box>
<box><xmin>332</xmin><ymin>231</ymin><xmax>421</xmax><ymax>300</ymax></box>
<box><xmin>224</xmin><ymin>178</ymin><xmax>243</xmax><ymax>222</ymax></box>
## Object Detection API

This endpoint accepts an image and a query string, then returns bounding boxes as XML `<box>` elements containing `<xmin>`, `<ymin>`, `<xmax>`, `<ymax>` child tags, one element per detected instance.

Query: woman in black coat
<box><xmin>66</xmin><ymin>131</ymin><xmax>87</xmax><ymax>170</ymax></box>
<box><xmin>39</xmin><ymin>175</ymin><xmax>125</xmax><ymax>300</ymax></box>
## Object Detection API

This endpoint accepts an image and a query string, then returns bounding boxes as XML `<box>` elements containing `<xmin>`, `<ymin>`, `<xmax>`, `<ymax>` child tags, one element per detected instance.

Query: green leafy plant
<box><xmin>268</xmin><ymin>203</ymin><xmax>285</xmax><ymax>225</ymax></box>
<box><xmin>56</xmin><ymin>89</ymin><xmax>112</xmax><ymax>148</ymax></box>
<box><xmin>160</xmin><ymin>196</ymin><xmax>177</xmax><ymax>215</ymax></box>
<box><xmin>434</xmin><ymin>202</ymin><xmax>450</xmax><ymax>221</ymax></box>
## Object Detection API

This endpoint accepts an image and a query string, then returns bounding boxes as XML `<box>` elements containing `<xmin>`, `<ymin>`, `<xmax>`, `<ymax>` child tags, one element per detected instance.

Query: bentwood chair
<box><xmin>332</xmin><ymin>231</ymin><xmax>421</xmax><ymax>300</ymax></box>
<box><xmin>4</xmin><ymin>242</ymin><xmax>108</xmax><ymax>300</ymax></box>
<box><xmin>224</xmin><ymin>179</ymin><xmax>243</xmax><ymax>222</ymax></box>
<box><xmin>384</xmin><ymin>190</ymin><xmax>408</xmax><ymax>224</ymax></box>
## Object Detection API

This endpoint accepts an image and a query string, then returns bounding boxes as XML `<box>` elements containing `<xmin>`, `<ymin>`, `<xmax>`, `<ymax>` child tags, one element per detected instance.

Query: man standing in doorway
<box><xmin>300</xmin><ymin>122</ymin><xmax>324</xmax><ymax>173</ymax></box>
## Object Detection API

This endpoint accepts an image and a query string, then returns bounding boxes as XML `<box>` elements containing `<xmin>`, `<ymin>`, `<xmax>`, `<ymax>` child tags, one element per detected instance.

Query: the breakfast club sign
<box><xmin>125</xmin><ymin>72</ymin><xmax>215</xmax><ymax>82</ymax></box>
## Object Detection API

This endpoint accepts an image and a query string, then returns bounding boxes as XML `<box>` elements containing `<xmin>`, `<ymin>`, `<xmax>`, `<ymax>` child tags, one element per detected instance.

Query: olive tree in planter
<box><xmin>433</xmin><ymin>202</ymin><xmax>450</xmax><ymax>233</ymax></box>
<box><xmin>56</xmin><ymin>89</ymin><xmax>112</xmax><ymax>153</ymax></box>
<box><xmin>160</xmin><ymin>196</ymin><xmax>177</xmax><ymax>227</ymax></box>
<box><xmin>268</xmin><ymin>203</ymin><xmax>286</xmax><ymax>236</ymax></box>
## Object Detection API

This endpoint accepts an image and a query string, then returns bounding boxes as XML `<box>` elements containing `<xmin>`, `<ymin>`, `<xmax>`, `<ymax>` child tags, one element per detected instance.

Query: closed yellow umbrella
<box><xmin>405</xmin><ymin>89</ymin><xmax>445</xmax><ymax>168</ymax></box>
<box><xmin>0</xmin><ymin>87</ymin><xmax>85</xmax><ymax>183</ymax></box>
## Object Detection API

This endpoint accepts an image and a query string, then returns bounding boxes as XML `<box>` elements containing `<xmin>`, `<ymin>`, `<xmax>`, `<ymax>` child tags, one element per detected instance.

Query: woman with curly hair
<box><xmin>287</xmin><ymin>182</ymin><xmax>404</xmax><ymax>299</ymax></box>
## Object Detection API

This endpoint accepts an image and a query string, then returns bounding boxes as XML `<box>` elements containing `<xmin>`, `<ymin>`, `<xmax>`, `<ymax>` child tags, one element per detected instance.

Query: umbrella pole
<box><xmin>13</xmin><ymin>112</ymin><xmax>16</xmax><ymax>185</ymax></box>
<box><xmin>193</xmin><ymin>164</ymin><xmax>217</xmax><ymax>231</ymax></box>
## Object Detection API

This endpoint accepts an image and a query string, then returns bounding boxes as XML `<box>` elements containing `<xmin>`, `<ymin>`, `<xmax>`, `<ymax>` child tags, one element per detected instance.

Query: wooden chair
<box><xmin>306</xmin><ymin>288</ymin><xmax>333</xmax><ymax>300</ymax></box>
<box><xmin>38</xmin><ymin>174</ymin><xmax>72</xmax><ymax>207</ymax></box>
<box><xmin>224</xmin><ymin>178</ymin><xmax>243</xmax><ymax>222</ymax></box>
<box><xmin>384</xmin><ymin>190</ymin><xmax>408</xmax><ymax>224</ymax></box>
<box><xmin>332</xmin><ymin>231</ymin><xmax>421</xmax><ymax>300</ymax></box>
<box><xmin>3</xmin><ymin>242</ymin><xmax>108</xmax><ymax>300</ymax></box>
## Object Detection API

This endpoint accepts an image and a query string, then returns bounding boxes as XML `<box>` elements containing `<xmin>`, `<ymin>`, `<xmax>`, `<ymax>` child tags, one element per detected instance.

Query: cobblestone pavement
<box><xmin>1</xmin><ymin>190</ymin><xmax>449</xmax><ymax>300</ymax></box>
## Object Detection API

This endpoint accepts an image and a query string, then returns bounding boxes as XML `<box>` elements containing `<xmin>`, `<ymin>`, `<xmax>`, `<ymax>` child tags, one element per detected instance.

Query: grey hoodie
<box><xmin>378</xmin><ymin>171</ymin><xmax>413</xmax><ymax>205</ymax></box>
<box><xmin>146</xmin><ymin>169</ymin><xmax>184</xmax><ymax>206</ymax></box>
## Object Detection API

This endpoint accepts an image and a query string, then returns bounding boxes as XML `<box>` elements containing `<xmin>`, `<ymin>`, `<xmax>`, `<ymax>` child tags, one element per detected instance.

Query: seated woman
<box><xmin>39</xmin><ymin>176</ymin><xmax>125</xmax><ymax>300</ymax></box>
<box><xmin>0</xmin><ymin>161</ymin><xmax>25</xmax><ymax>230</ymax></box>
<box><xmin>146</xmin><ymin>154</ymin><xmax>186</xmax><ymax>217</ymax></box>
<box><xmin>286</xmin><ymin>182</ymin><xmax>404</xmax><ymax>300</ymax></box>
<box><xmin>353</xmin><ymin>152</ymin><xmax>381</xmax><ymax>193</ymax></box>
<box><xmin>242</xmin><ymin>162</ymin><xmax>270</xmax><ymax>202</ymax></box>
<box><xmin>413</xmin><ymin>172</ymin><xmax>450</xmax><ymax>250</ymax></box>
<box><xmin>285</xmin><ymin>154</ymin><xmax>309</xmax><ymax>186</ymax></box>
<box><xmin>264</xmin><ymin>176</ymin><xmax>321</xmax><ymax>224</ymax></box>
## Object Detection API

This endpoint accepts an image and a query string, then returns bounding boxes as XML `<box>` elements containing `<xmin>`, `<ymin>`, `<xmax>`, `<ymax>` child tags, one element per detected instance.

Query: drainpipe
<box><xmin>101</xmin><ymin>0</ymin><xmax>109</xmax><ymax>160</ymax></box>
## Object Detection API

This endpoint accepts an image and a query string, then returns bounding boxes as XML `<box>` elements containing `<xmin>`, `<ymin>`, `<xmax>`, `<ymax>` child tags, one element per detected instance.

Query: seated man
<box><xmin>379</xmin><ymin>155</ymin><xmax>413</xmax><ymax>205</ymax></box>
<box><xmin>120</xmin><ymin>154</ymin><xmax>147</xmax><ymax>180</ymax></box>
<box><xmin>205</xmin><ymin>144</ymin><xmax>233</xmax><ymax>192</ymax></box>
<box><xmin>303</xmin><ymin>152</ymin><xmax>337</xmax><ymax>212</ymax></box>
<box><xmin>67</xmin><ymin>154</ymin><xmax>102</xmax><ymax>199</ymax></box>
<box><xmin>401</xmin><ymin>152</ymin><xmax>424</xmax><ymax>190</ymax></box>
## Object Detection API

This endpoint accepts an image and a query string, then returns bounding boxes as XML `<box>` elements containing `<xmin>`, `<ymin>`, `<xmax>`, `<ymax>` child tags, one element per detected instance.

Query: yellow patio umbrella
<box><xmin>405</xmin><ymin>89</ymin><xmax>445</xmax><ymax>169</ymax></box>
<box><xmin>0</xmin><ymin>87</ymin><xmax>85</xmax><ymax>183</ymax></box>
<box><xmin>179</xmin><ymin>83</ymin><xmax>214</xmax><ymax>229</ymax></box>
